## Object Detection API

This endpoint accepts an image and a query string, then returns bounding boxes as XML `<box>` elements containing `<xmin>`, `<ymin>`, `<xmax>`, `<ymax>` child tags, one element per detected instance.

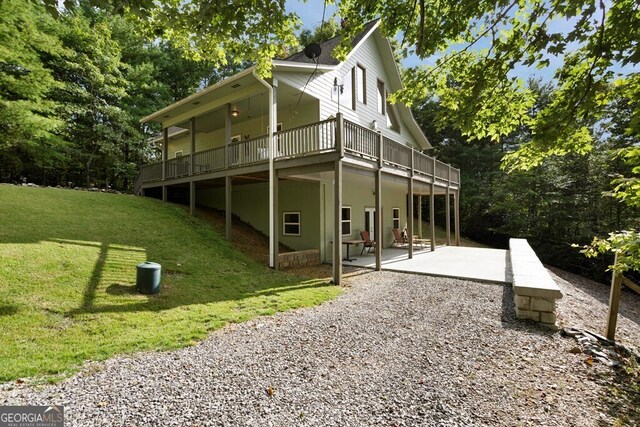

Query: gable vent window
<box><xmin>377</xmin><ymin>80</ymin><xmax>385</xmax><ymax>115</ymax></box>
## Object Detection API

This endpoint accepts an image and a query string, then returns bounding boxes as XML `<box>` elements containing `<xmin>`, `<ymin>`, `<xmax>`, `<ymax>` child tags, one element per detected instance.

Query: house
<box><xmin>137</xmin><ymin>20</ymin><xmax>461</xmax><ymax>285</ymax></box>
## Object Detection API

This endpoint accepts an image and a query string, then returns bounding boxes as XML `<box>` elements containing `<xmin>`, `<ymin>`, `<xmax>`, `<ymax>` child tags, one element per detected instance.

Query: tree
<box><xmin>0</xmin><ymin>0</ymin><xmax>65</xmax><ymax>182</ymax></box>
<box><xmin>333</xmin><ymin>0</ymin><xmax>639</xmax><ymax>272</ymax></box>
<box><xmin>416</xmin><ymin>81</ymin><xmax>639</xmax><ymax>281</ymax></box>
<box><xmin>298</xmin><ymin>19</ymin><xmax>341</xmax><ymax>48</ymax></box>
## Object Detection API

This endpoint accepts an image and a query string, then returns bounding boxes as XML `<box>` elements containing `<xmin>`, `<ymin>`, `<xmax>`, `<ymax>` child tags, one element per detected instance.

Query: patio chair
<box><xmin>360</xmin><ymin>230</ymin><xmax>376</xmax><ymax>255</ymax></box>
<box><xmin>392</xmin><ymin>228</ymin><xmax>408</xmax><ymax>247</ymax></box>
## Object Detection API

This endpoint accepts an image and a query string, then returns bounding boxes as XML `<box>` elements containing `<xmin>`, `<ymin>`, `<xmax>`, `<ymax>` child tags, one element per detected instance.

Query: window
<box><xmin>377</xmin><ymin>80</ymin><xmax>385</xmax><ymax>115</ymax></box>
<box><xmin>386</xmin><ymin>98</ymin><xmax>401</xmax><ymax>132</ymax></box>
<box><xmin>392</xmin><ymin>208</ymin><xmax>400</xmax><ymax>230</ymax></box>
<box><xmin>356</xmin><ymin>64</ymin><xmax>366</xmax><ymax>104</ymax></box>
<box><xmin>283</xmin><ymin>212</ymin><xmax>301</xmax><ymax>236</ymax></box>
<box><xmin>175</xmin><ymin>150</ymin><xmax>183</xmax><ymax>158</ymax></box>
<box><xmin>333</xmin><ymin>68</ymin><xmax>355</xmax><ymax>110</ymax></box>
<box><xmin>341</xmin><ymin>207</ymin><xmax>351</xmax><ymax>236</ymax></box>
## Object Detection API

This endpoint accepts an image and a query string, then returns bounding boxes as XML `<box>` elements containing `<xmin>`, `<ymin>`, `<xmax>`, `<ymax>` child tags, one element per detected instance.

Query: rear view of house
<box><xmin>137</xmin><ymin>20</ymin><xmax>461</xmax><ymax>284</ymax></box>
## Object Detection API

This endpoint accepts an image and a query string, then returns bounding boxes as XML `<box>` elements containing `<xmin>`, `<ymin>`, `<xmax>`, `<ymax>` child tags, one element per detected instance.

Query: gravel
<box><xmin>2</xmin><ymin>268</ymin><xmax>639</xmax><ymax>426</ymax></box>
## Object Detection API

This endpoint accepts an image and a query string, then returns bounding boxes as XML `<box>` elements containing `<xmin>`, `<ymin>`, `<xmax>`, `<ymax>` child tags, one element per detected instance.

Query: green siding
<box><xmin>321</xmin><ymin>177</ymin><xmax>409</xmax><ymax>262</ymax></box>
<box><xmin>196</xmin><ymin>180</ymin><xmax>321</xmax><ymax>252</ymax></box>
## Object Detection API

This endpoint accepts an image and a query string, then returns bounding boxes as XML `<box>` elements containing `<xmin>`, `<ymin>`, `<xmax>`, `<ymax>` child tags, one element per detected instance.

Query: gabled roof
<box><xmin>282</xmin><ymin>20</ymin><xmax>379</xmax><ymax>66</ymax></box>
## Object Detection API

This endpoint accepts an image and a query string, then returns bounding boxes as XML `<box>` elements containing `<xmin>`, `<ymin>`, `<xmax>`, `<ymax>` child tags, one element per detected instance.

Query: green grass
<box><xmin>0</xmin><ymin>185</ymin><xmax>340</xmax><ymax>382</ymax></box>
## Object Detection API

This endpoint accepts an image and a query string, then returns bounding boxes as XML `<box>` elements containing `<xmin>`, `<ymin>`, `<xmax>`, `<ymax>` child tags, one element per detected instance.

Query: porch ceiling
<box><xmin>171</xmin><ymin>82</ymin><xmax>318</xmax><ymax>134</ymax></box>
<box><xmin>285</xmin><ymin>169</ymin><xmax>452</xmax><ymax>195</ymax></box>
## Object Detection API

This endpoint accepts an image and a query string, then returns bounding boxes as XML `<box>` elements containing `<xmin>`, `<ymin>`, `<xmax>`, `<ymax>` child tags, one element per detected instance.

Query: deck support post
<box><xmin>408</xmin><ymin>182</ymin><xmax>414</xmax><ymax>259</ymax></box>
<box><xmin>606</xmin><ymin>253</ymin><xmax>622</xmax><ymax>340</ymax></box>
<box><xmin>446</xmin><ymin>165</ymin><xmax>451</xmax><ymax>245</ymax></box>
<box><xmin>430</xmin><ymin>157</ymin><xmax>436</xmax><ymax>251</ymax></box>
<box><xmin>430</xmin><ymin>184</ymin><xmax>435</xmax><ymax>251</ymax></box>
<box><xmin>417</xmin><ymin>195</ymin><xmax>422</xmax><ymax>238</ymax></box>
<box><xmin>190</xmin><ymin>181</ymin><xmax>196</xmax><ymax>217</ymax></box>
<box><xmin>268</xmin><ymin>81</ymin><xmax>278</xmax><ymax>268</ymax></box>
<box><xmin>333</xmin><ymin>160</ymin><xmax>343</xmax><ymax>285</ymax></box>
<box><xmin>162</xmin><ymin>127</ymin><xmax>168</xmax><ymax>202</ymax></box>
<box><xmin>446</xmin><ymin>191</ymin><xmax>451</xmax><ymax>246</ymax></box>
<box><xmin>225</xmin><ymin>176</ymin><xmax>232</xmax><ymax>240</ymax></box>
<box><xmin>454</xmin><ymin>190</ymin><xmax>461</xmax><ymax>246</ymax></box>
<box><xmin>375</xmin><ymin>169</ymin><xmax>382</xmax><ymax>271</ymax></box>
<box><xmin>190</xmin><ymin>117</ymin><xmax>196</xmax><ymax>176</ymax></box>
<box><xmin>272</xmin><ymin>170</ymin><xmax>279</xmax><ymax>270</ymax></box>
<box><xmin>375</xmin><ymin>130</ymin><xmax>383</xmax><ymax>271</ymax></box>
<box><xmin>408</xmin><ymin>149</ymin><xmax>415</xmax><ymax>259</ymax></box>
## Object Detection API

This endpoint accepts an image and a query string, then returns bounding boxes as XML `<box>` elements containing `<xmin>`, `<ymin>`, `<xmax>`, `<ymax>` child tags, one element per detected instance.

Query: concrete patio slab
<box><xmin>345</xmin><ymin>246</ymin><xmax>512</xmax><ymax>283</ymax></box>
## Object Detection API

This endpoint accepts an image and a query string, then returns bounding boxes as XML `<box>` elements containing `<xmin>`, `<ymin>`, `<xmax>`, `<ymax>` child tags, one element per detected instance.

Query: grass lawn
<box><xmin>0</xmin><ymin>185</ymin><xmax>341</xmax><ymax>382</ymax></box>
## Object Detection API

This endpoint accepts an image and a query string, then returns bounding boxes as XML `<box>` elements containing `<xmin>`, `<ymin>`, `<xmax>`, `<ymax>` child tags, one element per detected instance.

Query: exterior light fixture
<box><xmin>371</xmin><ymin>120</ymin><xmax>378</xmax><ymax>131</ymax></box>
<box><xmin>231</xmin><ymin>110</ymin><xmax>240</xmax><ymax>117</ymax></box>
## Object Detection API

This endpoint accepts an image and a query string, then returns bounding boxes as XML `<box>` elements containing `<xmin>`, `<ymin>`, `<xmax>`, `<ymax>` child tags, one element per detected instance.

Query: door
<box><xmin>364</xmin><ymin>207</ymin><xmax>376</xmax><ymax>241</ymax></box>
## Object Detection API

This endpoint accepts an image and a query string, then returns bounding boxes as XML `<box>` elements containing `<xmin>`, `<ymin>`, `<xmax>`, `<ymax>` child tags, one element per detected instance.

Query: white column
<box><xmin>269</xmin><ymin>80</ymin><xmax>278</xmax><ymax>268</ymax></box>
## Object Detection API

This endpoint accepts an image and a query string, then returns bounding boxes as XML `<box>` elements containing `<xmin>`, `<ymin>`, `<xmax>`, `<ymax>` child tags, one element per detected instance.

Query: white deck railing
<box><xmin>139</xmin><ymin>117</ymin><xmax>461</xmax><ymax>186</ymax></box>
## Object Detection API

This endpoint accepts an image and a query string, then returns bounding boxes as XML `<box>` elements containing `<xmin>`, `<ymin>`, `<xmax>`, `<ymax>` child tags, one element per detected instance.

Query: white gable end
<box><xmin>273</xmin><ymin>26</ymin><xmax>429</xmax><ymax>150</ymax></box>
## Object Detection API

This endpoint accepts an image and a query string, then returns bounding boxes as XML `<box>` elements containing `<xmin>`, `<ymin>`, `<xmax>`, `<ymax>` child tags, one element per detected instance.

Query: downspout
<box><xmin>253</xmin><ymin>69</ymin><xmax>276</xmax><ymax>268</ymax></box>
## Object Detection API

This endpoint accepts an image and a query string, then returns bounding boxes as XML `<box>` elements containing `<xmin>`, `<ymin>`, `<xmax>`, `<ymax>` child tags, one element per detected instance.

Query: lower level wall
<box><xmin>196</xmin><ymin>179</ymin><xmax>321</xmax><ymax>253</ymax></box>
<box><xmin>278</xmin><ymin>250</ymin><xmax>321</xmax><ymax>270</ymax></box>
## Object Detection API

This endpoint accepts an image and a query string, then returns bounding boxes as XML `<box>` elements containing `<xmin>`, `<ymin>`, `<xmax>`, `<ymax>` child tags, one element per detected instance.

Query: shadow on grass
<box><xmin>105</xmin><ymin>283</ymin><xmax>138</xmax><ymax>296</ymax></box>
<box><xmin>58</xmin><ymin>234</ymin><xmax>333</xmax><ymax>318</ymax></box>
<box><xmin>0</xmin><ymin>305</ymin><xmax>19</xmax><ymax>316</ymax></box>
<box><xmin>65</xmin><ymin>280</ymin><xmax>332</xmax><ymax>317</ymax></box>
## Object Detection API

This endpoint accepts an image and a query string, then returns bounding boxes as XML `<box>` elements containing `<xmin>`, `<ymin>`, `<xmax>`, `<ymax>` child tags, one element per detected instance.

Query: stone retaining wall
<box><xmin>509</xmin><ymin>238</ymin><xmax>563</xmax><ymax>328</ymax></box>
<box><xmin>278</xmin><ymin>250</ymin><xmax>321</xmax><ymax>270</ymax></box>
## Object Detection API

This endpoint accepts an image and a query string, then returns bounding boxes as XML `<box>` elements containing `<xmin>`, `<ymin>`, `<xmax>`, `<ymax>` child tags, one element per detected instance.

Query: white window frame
<box><xmin>283</xmin><ymin>211</ymin><xmax>301</xmax><ymax>236</ymax></box>
<box><xmin>333</xmin><ymin>68</ymin><xmax>355</xmax><ymax>110</ymax></box>
<box><xmin>386</xmin><ymin>97</ymin><xmax>401</xmax><ymax>133</ymax></box>
<box><xmin>341</xmin><ymin>206</ymin><xmax>351</xmax><ymax>237</ymax></box>
<box><xmin>377</xmin><ymin>79</ymin><xmax>385</xmax><ymax>115</ymax></box>
<box><xmin>392</xmin><ymin>207</ymin><xmax>400</xmax><ymax>230</ymax></box>
<box><xmin>356</xmin><ymin>64</ymin><xmax>366</xmax><ymax>105</ymax></box>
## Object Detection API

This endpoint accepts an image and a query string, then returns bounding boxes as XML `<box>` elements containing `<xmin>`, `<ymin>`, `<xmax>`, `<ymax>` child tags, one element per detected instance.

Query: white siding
<box><xmin>274</xmin><ymin>34</ymin><xmax>420</xmax><ymax>149</ymax></box>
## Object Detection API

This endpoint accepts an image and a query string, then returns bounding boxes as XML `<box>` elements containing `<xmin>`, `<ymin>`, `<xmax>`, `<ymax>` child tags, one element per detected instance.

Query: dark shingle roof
<box><xmin>283</xmin><ymin>20</ymin><xmax>379</xmax><ymax>65</ymax></box>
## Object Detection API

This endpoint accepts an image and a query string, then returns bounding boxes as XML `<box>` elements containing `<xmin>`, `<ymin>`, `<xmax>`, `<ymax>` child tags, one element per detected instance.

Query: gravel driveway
<box><xmin>2</xmin><ymin>269</ymin><xmax>639</xmax><ymax>426</ymax></box>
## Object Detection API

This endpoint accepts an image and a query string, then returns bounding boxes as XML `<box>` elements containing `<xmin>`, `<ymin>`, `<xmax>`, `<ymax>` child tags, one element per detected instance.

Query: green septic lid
<box><xmin>137</xmin><ymin>262</ymin><xmax>161</xmax><ymax>269</ymax></box>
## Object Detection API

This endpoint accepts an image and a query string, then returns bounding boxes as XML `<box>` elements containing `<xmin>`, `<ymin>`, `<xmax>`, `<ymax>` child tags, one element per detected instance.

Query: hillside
<box><xmin>0</xmin><ymin>185</ymin><xmax>340</xmax><ymax>381</ymax></box>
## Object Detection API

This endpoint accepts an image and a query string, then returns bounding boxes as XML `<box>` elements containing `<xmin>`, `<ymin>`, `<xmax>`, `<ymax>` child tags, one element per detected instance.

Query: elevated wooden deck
<box><xmin>137</xmin><ymin>117</ymin><xmax>460</xmax><ymax>191</ymax></box>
